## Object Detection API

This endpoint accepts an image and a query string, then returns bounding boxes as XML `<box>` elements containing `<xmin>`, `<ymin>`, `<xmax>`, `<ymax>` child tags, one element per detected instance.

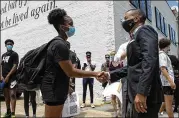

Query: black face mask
<box><xmin>122</xmin><ymin>19</ymin><xmax>136</xmax><ymax>32</ymax></box>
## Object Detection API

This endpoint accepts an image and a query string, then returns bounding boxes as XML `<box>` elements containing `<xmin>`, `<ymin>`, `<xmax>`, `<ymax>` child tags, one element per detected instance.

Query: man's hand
<box><xmin>96</xmin><ymin>72</ymin><xmax>109</xmax><ymax>83</ymax></box>
<box><xmin>169</xmin><ymin>81</ymin><xmax>176</xmax><ymax>89</ymax></box>
<box><xmin>0</xmin><ymin>76</ymin><xmax>4</xmax><ymax>81</ymax></box>
<box><xmin>4</xmin><ymin>76</ymin><xmax>10</xmax><ymax>83</ymax></box>
<box><xmin>134</xmin><ymin>94</ymin><xmax>147</xmax><ymax>113</ymax></box>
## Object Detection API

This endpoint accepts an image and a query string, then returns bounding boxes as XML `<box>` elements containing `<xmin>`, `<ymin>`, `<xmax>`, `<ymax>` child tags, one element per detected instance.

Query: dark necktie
<box><xmin>129</xmin><ymin>33</ymin><xmax>134</xmax><ymax>40</ymax></box>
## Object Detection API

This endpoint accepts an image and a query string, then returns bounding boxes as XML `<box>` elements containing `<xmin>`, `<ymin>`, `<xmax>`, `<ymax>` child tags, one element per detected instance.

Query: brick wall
<box><xmin>1</xmin><ymin>1</ymin><xmax>115</xmax><ymax>71</ymax></box>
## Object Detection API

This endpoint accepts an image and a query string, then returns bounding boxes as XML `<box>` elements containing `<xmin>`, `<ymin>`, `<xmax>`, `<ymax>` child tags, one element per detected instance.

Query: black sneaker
<box><xmin>173</xmin><ymin>108</ymin><xmax>178</xmax><ymax>112</ymax></box>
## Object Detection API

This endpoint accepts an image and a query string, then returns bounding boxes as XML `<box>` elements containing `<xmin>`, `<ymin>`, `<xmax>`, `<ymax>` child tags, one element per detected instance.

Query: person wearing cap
<box><xmin>1</xmin><ymin>39</ymin><xmax>19</xmax><ymax>118</ymax></box>
<box><xmin>101</xmin><ymin>54</ymin><xmax>110</xmax><ymax>102</ymax></box>
<box><xmin>81</xmin><ymin>51</ymin><xmax>96</xmax><ymax>108</ymax></box>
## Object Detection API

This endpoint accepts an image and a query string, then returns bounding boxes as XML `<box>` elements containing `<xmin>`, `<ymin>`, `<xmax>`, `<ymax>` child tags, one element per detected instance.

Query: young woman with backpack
<box><xmin>40</xmin><ymin>8</ymin><xmax>104</xmax><ymax>117</ymax></box>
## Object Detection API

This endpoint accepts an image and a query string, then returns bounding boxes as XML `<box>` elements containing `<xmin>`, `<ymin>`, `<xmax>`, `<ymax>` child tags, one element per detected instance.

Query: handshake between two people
<box><xmin>96</xmin><ymin>71</ymin><xmax>110</xmax><ymax>83</ymax></box>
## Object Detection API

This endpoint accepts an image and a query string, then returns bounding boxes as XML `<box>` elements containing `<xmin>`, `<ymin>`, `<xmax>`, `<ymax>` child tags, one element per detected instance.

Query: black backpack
<box><xmin>17</xmin><ymin>37</ymin><xmax>61</xmax><ymax>91</ymax></box>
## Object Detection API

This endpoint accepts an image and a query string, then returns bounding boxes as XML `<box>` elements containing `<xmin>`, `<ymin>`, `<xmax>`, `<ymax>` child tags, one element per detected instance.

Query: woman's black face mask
<box><xmin>122</xmin><ymin>19</ymin><xmax>136</xmax><ymax>33</ymax></box>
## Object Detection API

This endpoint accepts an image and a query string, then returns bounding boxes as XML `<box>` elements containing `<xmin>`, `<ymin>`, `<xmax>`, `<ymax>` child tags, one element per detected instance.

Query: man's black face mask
<box><xmin>122</xmin><ymin>19</ymin><xmax>136</xmax><ymax>32</ymax></box>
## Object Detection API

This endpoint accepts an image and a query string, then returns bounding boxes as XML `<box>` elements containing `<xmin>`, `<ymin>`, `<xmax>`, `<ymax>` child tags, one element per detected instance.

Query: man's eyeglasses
<box><xmin>105</xmin><ymin>57</ymin><xmax>110</xmax><ymax>59</ymax></box>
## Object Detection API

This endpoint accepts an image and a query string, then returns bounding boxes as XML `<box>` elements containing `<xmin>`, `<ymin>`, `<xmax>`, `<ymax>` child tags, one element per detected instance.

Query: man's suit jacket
<box><xmin>110</xmin><ymin>25</ymin><xmax>163</xmax><ymax>104</ymax></box>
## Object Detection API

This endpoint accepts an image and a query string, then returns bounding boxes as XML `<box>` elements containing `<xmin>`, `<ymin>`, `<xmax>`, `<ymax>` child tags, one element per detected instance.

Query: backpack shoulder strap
<box><xmin>46</xmin><ymin>36</ymin><xmax>63</xmax><ymax>47</ymax></box>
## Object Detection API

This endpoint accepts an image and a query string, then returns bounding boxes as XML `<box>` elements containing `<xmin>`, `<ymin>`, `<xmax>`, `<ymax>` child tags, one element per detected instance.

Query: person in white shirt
<box><xmin>81</xmin><ymin>51</ymin><xmax>96</xmax><ymax>108</ymax></box>
<box><xmin>158</xmin><ymin>38</ymin><xmax>176</xmax><ymax>118</ymax></box>
<box><xmin>114</xmin><ymin>41</ymin><xmax>128</xmax><ymax>118</ymax></box>
<box><xmin>114</xmin><ymin>41</ymin><xmax>128</xmax><ymax>65</ymax></box>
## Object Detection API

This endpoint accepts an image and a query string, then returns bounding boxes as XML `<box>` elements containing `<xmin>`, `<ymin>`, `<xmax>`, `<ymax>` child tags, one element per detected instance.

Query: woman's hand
<box><xmin>169</xmin><ymin>81</ymin><xmax>176</xmax><ymax>89</ymax></box>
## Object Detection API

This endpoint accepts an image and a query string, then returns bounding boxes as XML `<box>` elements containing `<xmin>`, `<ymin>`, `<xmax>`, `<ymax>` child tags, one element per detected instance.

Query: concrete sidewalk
<box><xmin>1</xmin><ymin>97</ymin><xmax>178</xmax><ymax>117</ymax></box>
<box><xmin>0</xmin><ymin>97</ymin><xmax>115</xmax><ymax>117</ymax></box>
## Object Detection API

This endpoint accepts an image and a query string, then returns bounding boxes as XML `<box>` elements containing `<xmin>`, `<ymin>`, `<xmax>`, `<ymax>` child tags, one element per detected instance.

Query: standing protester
<box><xmin>1</xmin><ymin>39</ymin><xmax>19</xmax><ymax>118</ymax></box>
<box><xmin>158</xmin><ymin>38</ymin><xmax>176</xmax><ymax>118</ymax></box>
<box><xmin>81</xmin><ymin>51</ymin><xmax>96</xmax><ymax>108</ymax></box>
<box><xmin>24</xmin><ymin>90</ymin><xmax>37</xmax><ymax>118</ymax></box>
<box><xmin>114</xmin><ymin>41</ymin><xmax>128</xmax><ymax>118</ymax></box>
<box><xmin>168</xmin><ymin>55</ymin><xmax>179</xmax><ymax>112</ymax></box>
<box><xmin>41</xmin><ymin>8</ymin><xmax>103</xmax><ymax>117</ymax></box>
<box><xmin>99</xmin><ymin>9</ymin><xmax>163</xmax><ymax>118</ymax></box>
<box><xmin>101</xmin><ymin>54</ymin><xmax>110</xmax><ymax>102</ymax></box>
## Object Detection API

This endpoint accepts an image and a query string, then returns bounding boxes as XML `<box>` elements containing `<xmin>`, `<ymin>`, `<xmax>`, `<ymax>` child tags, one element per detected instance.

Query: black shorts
<box><xmin>3</xmin><ymin>76</ymin><xmax>17</xmax><ymax>89</ymax></box>
<box><xmin>163</xmin><ymin>86</ymin><xmax>174</xmax><ymax>95</ymax></box>
<box><xmin>41</xmin><ymin>88</ymin><xmax>68</xmax><ymax>106</ymax></box>
<box><xmin>44</xmin><ymin>101</ymin><xmax>66</xmax><ymax>106</ymax></box>
<box><xmin>41</xmin><ymin>73</ymin><xmax>69</xmax><ymax>106</ymax></box>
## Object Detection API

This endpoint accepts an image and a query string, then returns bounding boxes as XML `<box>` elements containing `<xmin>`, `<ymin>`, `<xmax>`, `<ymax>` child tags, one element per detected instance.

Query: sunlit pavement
<box><xmin>0</xmin><ymin>96</ymin><xmax>114</xmax><ymax>117</ymax></box>
<box><xmin>0</xmin><ymin>77</ymin><xmax>179</xmax><ymax>118</ymax></box>
<box><xmin>0</xmin><ymin>96</ymin><xmax>178</xmax><ymax>117</ymax></box>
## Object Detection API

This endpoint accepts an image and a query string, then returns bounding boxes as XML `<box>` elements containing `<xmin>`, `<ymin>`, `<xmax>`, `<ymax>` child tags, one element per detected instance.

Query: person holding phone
<box><xmin>81</xmin><ymin>51</ymin><xmax>96</xmax><ymax>108</ymax></box>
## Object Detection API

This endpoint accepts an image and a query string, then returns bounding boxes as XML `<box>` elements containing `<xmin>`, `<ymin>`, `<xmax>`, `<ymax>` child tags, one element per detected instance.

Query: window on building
<box><xmin>163</xmin><ymin>18</ymin><xmax>168</xmax><ymax>36</ymax></box>
<box><xmin>160</xmin><ymin>14</ymin><xmax>165</xmax><ymax>34</ymax></box>
<box><xmin>129</xmin><ymin>0</ymin><xmax>152</xmax><ymax>21</ymax></box>
<box><xmin>155</xmin><ymin>7</ymin><xmax>161</xmax><ymax>30</ymax></box>
<box><xmin>139</xmin><ymin>0</ymin><xmax>146</xmax><ymax>15</ymax></box>
<box><xmin>169</xmin><ymin>24</ymin><xmax>171</xmax><ymax>38</ymax></box>
<box><xmin>155</xmin><ymin>7</ymin><xmax>168</xmax><ymax>36</ymax></box>
<box><xmin>172</xmin><ymin>29</ymin><xmax>176</xmax><ymax>45</ymax></box>
<box><xmin>146</xmin><ymin>0</ymin><xmax>152</xmax><ymax>21</ymax></box>
<box><xmin>130</xmin><ymin>0</ymin><xmax>139</xmax><ymax>8</ymax></box>
<box><xmin>168</xmin><ymin>24</ymin><xmax>176</xmax><ymax>45</ymax></box>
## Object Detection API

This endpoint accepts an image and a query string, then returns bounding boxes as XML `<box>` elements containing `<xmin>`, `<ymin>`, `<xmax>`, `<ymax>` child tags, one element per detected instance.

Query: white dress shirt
<box><xmin>83</xmin><ymin>61</ymin><xmax>96</xmax><ymax>71</ymax></box>
<box><xmin>114</xmin><ymin>42</ymin><xmax>128</xmax><ymax>66</ymax></box>
<box><xmin>159</xmin><ymin>51</ymin><xmax>174</xmax><ymax>86</ymax></box>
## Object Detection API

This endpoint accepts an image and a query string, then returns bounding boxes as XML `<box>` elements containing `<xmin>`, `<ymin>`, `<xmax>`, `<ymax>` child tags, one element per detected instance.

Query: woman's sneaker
<box><xmin>80</xmin><ymin>103</ymin><xmax>86</xmax><ymax>108</ymax></box>
<box><xmin>159</xmin><ymin>111</ymin><xmax>164</xmax><ymax>116</ymax></box>
<box><xmin>173</xmin><ymin>108</ymin><xmax>178</xmax><ymax>112</ymax></box>
<box><xmin>91</xmin><ymin>104</ymin><xmax>95</xmax><ymax>108</ymax></box>
<box><xmin>33</xmin><ymin>114</ymin><xmax>36</xmax><ymax>118</ymax></box>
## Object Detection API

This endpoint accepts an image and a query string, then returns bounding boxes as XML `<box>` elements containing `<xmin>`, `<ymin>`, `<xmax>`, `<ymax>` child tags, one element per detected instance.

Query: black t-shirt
<box><xmin>1</xmin><ymin>51</ymin><xmax>19</xmax><ymax>78</ymax></box>
<box><xmin>41</xmin><ymin>36</ymin><xmax>70</xmax><ymax>102</ymax></box>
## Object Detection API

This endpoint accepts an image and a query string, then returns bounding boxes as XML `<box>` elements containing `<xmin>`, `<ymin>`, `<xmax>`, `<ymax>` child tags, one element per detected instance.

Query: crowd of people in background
<box><xmin>0</xmin><ymin>8</ymin><xmax>179</xmax><ymax>118</ymax></box>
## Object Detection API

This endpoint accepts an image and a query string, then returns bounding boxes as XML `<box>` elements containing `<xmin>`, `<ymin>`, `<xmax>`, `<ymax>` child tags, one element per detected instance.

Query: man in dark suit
<box><xmin>99</xmin><ymin>9</ymin><xmax>163</xmax><ymax>118</ymax></box>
